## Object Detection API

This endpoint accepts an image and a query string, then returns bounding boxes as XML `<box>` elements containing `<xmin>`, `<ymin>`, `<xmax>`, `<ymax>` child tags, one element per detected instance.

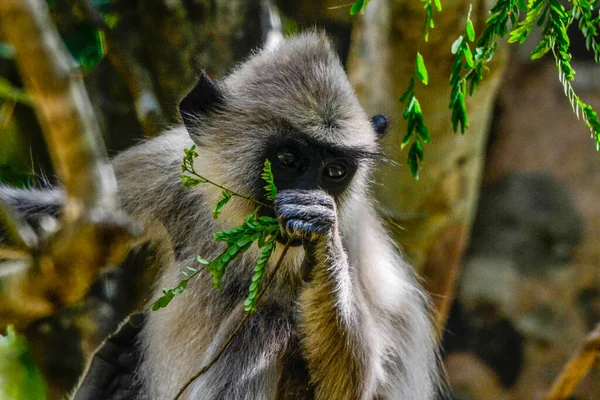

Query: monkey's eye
<box><xmin>276</xmin><ymin>148</ymin><xmax>299</xmax><ymax>168</ymax></box>
<box><xmin>324</xmin><ymin>162</ymin><xmax>347</xmax><ymax>181</ymax></box>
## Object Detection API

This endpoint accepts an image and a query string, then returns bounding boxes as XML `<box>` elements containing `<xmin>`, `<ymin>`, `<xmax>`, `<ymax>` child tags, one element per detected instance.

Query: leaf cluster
<box><xmin>573</xmin><ymin>0</ymin><xmax>600</xmax><ymax>63</ymax></box>
<box><xmin>421</xmin><ymin>0</ymin><xmax>442</xmax><ymax>42</ymax></box>
<box><xmin>350</xmin><ymin>0</ymin><xmax>371</xmax><ymax>15</ymax></box>
<box><xmin>261</xmin><ymin>159</ymin><xmax>278</xmax><ymax>201</ymax></box>
<box><xmin>152</xmin><ymin>151</ymin><xmax>282</xmax><ymax>313</ymax></box>
<box><xmin>509</xmin><ymin>0</ymin><xmax>600</xmax><ymax>147</ymax></box>
<box><xmin>399</xmin><ymin>78</ymin><xmax>430</xmax><ymax>180</ymax></box>
<box><xmin>449</xmin><ymin>32</ymin><xmax>473</xmax><ymax>134</ymax></box>
<box><xmin>448</xmin><ymin>0</ymin><xmax>520</xmax><ymax>135</ymax></box>
<box><xmin>396</xmin><ymin>0</ymin><xmax>441</xmax><ymax>179</ymax></box>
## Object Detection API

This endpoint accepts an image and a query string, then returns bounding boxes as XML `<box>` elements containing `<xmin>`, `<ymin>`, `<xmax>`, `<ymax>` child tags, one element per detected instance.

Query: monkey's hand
<box><xmin>274</xmin><ymin>190</ymin><xmax>337</xmax><ymax>280</ymax></box>
<box><xmin>274</xmin><ymin>189</ymin><xmax>336</xmax><ymax>240</ymax></box>
<box><xmin>275</xmin><ymin>190</ymin><xmax>377</xmax><ymax>399</ymax></box>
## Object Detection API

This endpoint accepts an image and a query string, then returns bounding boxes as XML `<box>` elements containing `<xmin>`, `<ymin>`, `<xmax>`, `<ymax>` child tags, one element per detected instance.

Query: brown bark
<box><xmin>0</xmin><ymin>0</ymin><xmax>136</xmax><ymax>326</ymax></box>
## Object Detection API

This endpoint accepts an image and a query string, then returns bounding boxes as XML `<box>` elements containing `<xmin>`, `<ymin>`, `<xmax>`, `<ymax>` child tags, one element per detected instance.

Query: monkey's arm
<box><xmin>276</xmin><ymin>190</ymin><xmax>440</xmax><ymax>400</ymax></box>
<box><xmin>276</xmin><ymin>190</ymin><xmax>383</xmax><ymax>399</ymax></box>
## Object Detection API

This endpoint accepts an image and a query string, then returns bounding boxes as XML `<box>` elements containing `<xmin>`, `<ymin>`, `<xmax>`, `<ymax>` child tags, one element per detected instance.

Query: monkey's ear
<box><xmin>370</xmin><ymin>114</ymin><xmax>389</xmax><ymax>138</ymax></box>
<box><xmin>179</xmin><ymin>71</ymin><xmax>224</xmax><ymax>129</ymax></box>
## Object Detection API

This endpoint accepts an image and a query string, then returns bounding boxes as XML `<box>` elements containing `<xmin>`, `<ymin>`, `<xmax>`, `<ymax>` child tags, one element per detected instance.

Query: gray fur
<box><xmin>2</xmin><ymin>32</ymin><xmax>442</xmax><ymax>399</ymax></box>
<box><xmin>119</xmin><ymin>32</ymin><xmax>441</xmax><ymax>399</ymax></box>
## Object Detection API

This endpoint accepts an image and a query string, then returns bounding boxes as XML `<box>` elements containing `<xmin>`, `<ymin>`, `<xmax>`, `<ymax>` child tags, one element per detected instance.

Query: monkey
<box><xmin>1</xmin><ymin>32</ymin><xmax>441</xmax><ymax>399</ymax></box>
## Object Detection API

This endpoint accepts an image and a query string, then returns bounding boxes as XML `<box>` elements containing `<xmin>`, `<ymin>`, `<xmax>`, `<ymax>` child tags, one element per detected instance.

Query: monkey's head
<box><xmin>179</xmin><ymin>32</ymin><xmax>388</xmax><ymax>222</ymax></box>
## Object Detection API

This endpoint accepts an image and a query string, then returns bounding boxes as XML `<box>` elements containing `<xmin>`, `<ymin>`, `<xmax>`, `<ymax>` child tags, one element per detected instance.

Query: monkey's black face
<box><xmin>265</xmin><ymin>138</ymin><xmax>358</xmax><ymax>199</ymax></box>
<box><xmin>260</xmin><ymin>138</ymin><xmax>360</xmax><ymax>247</ymax></box>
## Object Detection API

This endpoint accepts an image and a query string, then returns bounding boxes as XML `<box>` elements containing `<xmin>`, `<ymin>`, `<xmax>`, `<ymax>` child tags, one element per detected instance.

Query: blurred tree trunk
<box><xmin>66</xmin><ymin>0</ymin><xmax>264</xmax><ymax>152</ymax></box>
<box><xmin>347</xmin><ymin>0</ymin><xmax>508</xmax><ymax>330</ymax></box>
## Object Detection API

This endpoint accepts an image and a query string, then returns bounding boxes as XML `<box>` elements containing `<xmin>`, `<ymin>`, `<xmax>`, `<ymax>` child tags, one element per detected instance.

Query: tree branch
<box><xmin>544</xmin><ymin>324</ymin><xmax>600</xmax><ymax>400</ymax></box>
<box><xmin>0</xmin><ymin>0</ymin><xmax>138</xmax><ymax>326</ymax></box>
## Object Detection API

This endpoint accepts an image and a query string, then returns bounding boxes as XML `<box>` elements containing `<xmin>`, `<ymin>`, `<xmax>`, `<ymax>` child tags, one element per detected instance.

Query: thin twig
<box><xmin>174</xmin><ymin>241</ymin><xmax>292</xmax><ymax>400</ymax></box>
<box><xmin>186</xmin><ymin>169</ymin><xmax>272</xmax><ymax>209</ymax></box>
<box><xmin>544</xmin><ymin>323</ymin><xmax>600</xmax><ymax>400</ymax></box>
<box><xmin>0</xmin><ymin>247</ymin><xmax>30</xmax><ymax>260</ymax></box>
<box><xmin>546</xmin><ymin>324</ymin><xmax>600</xmax><ymax>399</ymax></box>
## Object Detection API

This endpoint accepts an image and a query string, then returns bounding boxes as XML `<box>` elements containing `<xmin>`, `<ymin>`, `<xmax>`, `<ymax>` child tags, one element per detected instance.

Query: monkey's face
<box><xmin>179</xmin><ymin>33</ymin><xmax>389</xmax><ymax>227</ymax></box>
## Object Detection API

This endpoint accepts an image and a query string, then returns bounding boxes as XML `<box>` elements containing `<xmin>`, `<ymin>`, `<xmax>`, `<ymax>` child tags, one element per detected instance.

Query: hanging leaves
<box><xmin>350</xmin><ymin>0</ymin><xmax>371</xmax><ymax>15</ymax></box>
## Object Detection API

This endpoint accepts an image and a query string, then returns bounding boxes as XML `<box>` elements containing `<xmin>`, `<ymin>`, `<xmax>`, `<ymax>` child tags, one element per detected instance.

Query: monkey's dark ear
<box><xmin>179</xmin><ymin>71</ymin><xmax>224</xmax><ymax>128</ymax></box>
<box><xmin>370</xmin><ymin>114</ymin><xmax>389</xmax><ymax>138</ymax></box>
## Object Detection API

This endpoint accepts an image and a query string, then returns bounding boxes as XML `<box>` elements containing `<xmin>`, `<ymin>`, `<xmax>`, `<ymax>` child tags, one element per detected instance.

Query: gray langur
<box><xmin>2</xmin><ymin>32</ymin><xmax>441</xmax><ymax>399</ymax></box>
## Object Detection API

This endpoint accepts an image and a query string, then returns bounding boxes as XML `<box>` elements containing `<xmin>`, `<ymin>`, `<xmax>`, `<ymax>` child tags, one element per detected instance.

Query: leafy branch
<box><xmin>153</xmin><ymin>148</ymin><xmax>292</xmax><ymax>398</ymax></box>
<box><xmin>179</xmin><ymin>145</ymin><xmax>271</xmax><ymax>208</ymax></box>
<box><xmin>397</xmin><ymin>0</ymin><xmax>441</xmax><ymax>180</ymax></box>
<box><xmin>509</xmin><ymin>0</ymin><xmax>600</xmax><ymax>149</ymax></box>
<box><xmin>152</xmin><ymin>148</ymin><xmax>282</xmax><ymax>313</ymax></box>
<box><xmin>447</xmin><ymin>0</ymin><xmax>600</xmax><ymax>150</ymax></box>
<box><xmin>572</xmin><ymin>0</ymin><xmax>600</xmax><ymax>63</ymax></box>
<box><xmin>173</xmin><ymin>241</ymin><xmax>292</xmax><ymax>400</ymax></box>
<box><xmin>399</xmin><ymin>79</ymin><xmax>430</xmax><ymax>180</ymax></box>
<box><xmin>449</xmin><ymin>1</ymin><xmax>520</xmax><ymax>135</ymax></box>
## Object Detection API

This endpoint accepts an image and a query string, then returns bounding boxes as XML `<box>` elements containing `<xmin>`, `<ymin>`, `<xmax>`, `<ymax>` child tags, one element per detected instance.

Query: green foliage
<box><xmin>262</xmin><ymin>159</ymin><xmax>277</xmax><ymax>201</ymax></box>
<box><xmin>213</xmin><ymin>190</ymin><xmax>233</xmax><ymax>219</ymax></box>
<box><xmin>396</xmin><ymin>0</ymin><xmax>441</xmax><ymax>179</ymax></box>
<box><xmin>350</xmin><ymin>0</ymin><xmax>371</xmax><ymax>15</ymax></box>
<box><xmin>507</xmin><ymin>0</ymin><xmax>600</xmax><ymax>148</ymax></box>
<box><xmin>43</xmin><ymin>0</ymin><xmax>120</xmax><ymax>71</ymax></box>
<box><xmin>62</xmin><ymin>23</ymin><xmax>106</xmax><ymax>72</ymax></box>
<box><xmin>399</xmin><ymin>78</ymin><xmax>430</xmax><ymax>180</ymax></box>
<box><xmin>0</xmin><ymin>327</ymin><xmax>48</xmax><ymax>400</ymax></box>
<box><xmin>0</xmin><ymin>165</ymin><xmax>33</xmax><ymax>188</ymax></box>
<box><xmin>244</xmin><ymin>237</ymin><xmax>277</xmax><ymax>312</ymax></box>
<box><xmin>421</xmin><ymin>0</ymin><xmax>442</xmax><ymax>42</ymax></box>
<box><xmin>0</xmin><ymin>78</ymin><xmax>33</xmax><ymax>105</ymax></box>
<box><xmin>152</xmin><ymin>149</ymin><xmax>282</xmax><ymax>313</ymax></box>
<box><xmin>415</xmin><ymin>53</ymin><xmax>429</xmax><ymax>85</ymax></box>
<box><xmin>573</xmin><ymin>0</ymin><xmax>600</xmax><ymax>63</ymax></box>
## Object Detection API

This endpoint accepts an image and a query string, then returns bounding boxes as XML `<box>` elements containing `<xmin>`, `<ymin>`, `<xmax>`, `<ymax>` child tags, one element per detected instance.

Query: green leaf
<box><xmin>0</xmin><ymin>327</ymin><xmax>48</xmax><ymax>400</ymax></box>
<box><xmin>408</xmin><ymin>145</ymin><xmax>419</xmax><ymax>180</ymax></box>
<box><xmin>415</xmin><ymin>53</ymin><xmax>429</xmax><ymax>85</ymax></box>
<box><xmin>245</xmin><ymin>241</ymin><xmax>276</xmax><ymax>312</ymax></box>
<box><xmin>434</xmin><ymin>0</ymin><xmax>442</xmax><ymax>12</ymax></box>
<box><xmin>530</xmin><ymin>38</ymin><xmax>551</xmax><ymax>60</ymax></box>
<box><xmin>466</xmin><ymin>20</ymin><xmax>476</xmax><ymax>42</ymax></box>
<box><xmin>62</xmin><ymin>23</ymin><xmax>105</xmax><ymax>71</ymax></box>
<box><xmin>463</xmin><ymin>45</ymin><xmax>474</xmax><ymax>68</ymax></box>
<box><xmin>414</xmin><ymin>140</ymin><xmax>424</xmax><ymax>161</ymax></box>
<box><xmin>451</xmin><ymin>36</ymin><xmax>464</xmax><ymax>54</ymax></box>
<box><xmin>350</xmin><ymin>0</ymin><xmax>370</xmax><ymax>15</ymax></box>
<box><xmin>196</xmin><ymin>256</ymin><xmax>209</xmax><ymax>265</ymax></box>
<box><xmin>262</xmin><ymin>159</ymin><xmax>278</xmax><ymax>201</ymax></box>
<box><xmin>212</xmin><ymin>190</ymin><xmax>232</xmax><ymax>219</ymax></box>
